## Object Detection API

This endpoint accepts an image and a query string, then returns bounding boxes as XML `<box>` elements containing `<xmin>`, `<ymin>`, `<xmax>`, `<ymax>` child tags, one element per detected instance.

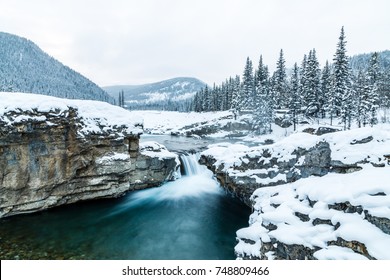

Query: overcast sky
<box><xmin>0</xmin><ymin>0</ymin><xmax>389</xmax><ymax>86</ymax></box>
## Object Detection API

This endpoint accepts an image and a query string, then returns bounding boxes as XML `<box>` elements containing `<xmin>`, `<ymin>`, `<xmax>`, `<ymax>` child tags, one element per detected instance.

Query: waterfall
<box><xmin>179</xmin><ymin>153</ymin><xmax>204</xmax><ymax>176</ymax></box>
<box><xmin>118</xmin><ymin>153</ymin><xmax>222</xmax><ymax>205</ymax></box>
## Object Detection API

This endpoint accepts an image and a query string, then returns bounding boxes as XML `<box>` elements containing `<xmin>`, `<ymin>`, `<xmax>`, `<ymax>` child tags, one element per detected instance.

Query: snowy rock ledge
<box><xmin>0</xmin><ymin>92</ymin><xmax>178</xmax><ymax>218</ymax></box>
<box><xmin>129</xmin><ymin>141</ymin><xmax>180</xmax><ymax>190</ymax></box>
<box><xmin>199</xmin><ymin>126</ymin><xmax>390</xmax><ymax>259</ymax></box>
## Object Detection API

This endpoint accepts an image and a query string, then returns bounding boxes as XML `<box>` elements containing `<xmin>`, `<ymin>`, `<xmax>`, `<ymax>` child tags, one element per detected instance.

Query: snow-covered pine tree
<box><xmin>331</xmin><ymin>26</ymin><xmax>353</xmax><ymax>129</ymax></box>
<box><xmin>241</xmin><ymin>57</ymin><xmax>255</xmax><ymax>110</ymax></box>
<box><xmin>202</xmin><ymin>85</ymin><xmax>210</xmax><ymax>112</ymax></box>
<box><xmin>226</xmin><ymin>77</ymin><xmax>234</xmax><ymax>110</ymax></box>
<box><xmin>118</xmin><ymin>90</ymin><xmax>125</xmax><ymax>107</ymax></box>
<box><xmin>274</xmin><ymin>49</ymin><xmax>289</xmax><ymax>109</ymax></box>
<box><xmin>378</xmin><ymin>68</ymin><xmax>390</xmax><ymax>122</ymax></box>
<box><xmin>354</xmin><ymin>70</ymin><xmax>371</xmax><ymax>127</ymax></box>
<box><xmin>289</xmin><ymin>63</ymin><xmax>300</xmax><ymax>130</ymax></box>
<box><xmin>303</xmin><ymin>49</ymin><xmax>321</xmax><ymax>117</ymax></box>
<box><xmin>231</xmin><ymin>75</ymin><xmax>241</xmax><ymax>119</ymax></box>
<box><xmin>253</xmin><ymin>55</ymin><xmax>272</xmax><ymax>134</ymax></box>
<box><xmin>367</xmin><ymin>52</ymin><xmax>380</xmax><ymax>126</ymax></box>
<box><xmin>320</xmin><ymin>61</ymin><xmax>332</xmax><ymax>118</ymax></box>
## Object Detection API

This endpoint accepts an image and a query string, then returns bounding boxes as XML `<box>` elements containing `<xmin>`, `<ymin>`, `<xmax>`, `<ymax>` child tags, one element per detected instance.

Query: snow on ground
<box><xmin>235</xmin><ymin>165</ymin><xmax>390</xmax><ymax>260</ymax></box>
<box><xmin>0</xmin><ymin>92</ymin><xmax>143</xmax><ymax>136</ymax></box>
<box><xmin>202</xmin><ymin>125</ymin><xmax>390</xmax><ymax>177</ymax></box>
<box><xmin>227</xmin><ymin>125</ymin><xmax>390</xmax><ymax>260</ymax></box>
<box><xmin>126</xmin><ymin>110</ymin><xmax>232</xmax><ymax>135</ymax></box>
<box><xmin>139</xmin><ymin>141</ymin><xmax>178</xmax><ymax>160</ymax></box>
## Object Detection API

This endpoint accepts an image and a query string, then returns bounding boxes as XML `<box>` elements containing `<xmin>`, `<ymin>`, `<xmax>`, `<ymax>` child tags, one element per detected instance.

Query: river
<box><xmin>0</xmin><ymin>140</ymin><xmax>250</xmax><ymax>260</ymax></box>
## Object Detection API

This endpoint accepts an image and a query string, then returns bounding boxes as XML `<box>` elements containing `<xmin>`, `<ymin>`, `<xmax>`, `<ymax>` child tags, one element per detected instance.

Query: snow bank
<box><xmin>125</xmin><ymin>110</ymin><xmax>232</xmax><ymax>135</ymax></box>
<box><xmin>236</xmin><ymin>165</ymin><xmax>390</xmax><ymax>259</ymax></box>
<box><xmin>0</xmin><ymin>92</ymin><xmax>143</xmax><ymax>136</ymax></box>
<box><xmin>140</xmin><ymin>141</ymin><xmax>178</xmax><ymax>161</ymax></box>
<box><xmin>230</xmin><ymin>126</ymin><xmax>390</xmax><ymax>260</ymax></box>
<box><xmin>199</xmin><ymin>124</ymin><xmax>390</xmax><ymax>259</ymax></box>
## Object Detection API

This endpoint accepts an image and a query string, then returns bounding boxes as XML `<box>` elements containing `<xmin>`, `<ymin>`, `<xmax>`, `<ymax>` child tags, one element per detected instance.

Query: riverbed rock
<box><xmin>129</xmin><ymin>141</ymin><xmax>180</xmax><ymax>190</ymax></box>
<box><xmin>0</xmin><ymin>93</ymin><xmax>179</xmax><ymax>218</ymax></box>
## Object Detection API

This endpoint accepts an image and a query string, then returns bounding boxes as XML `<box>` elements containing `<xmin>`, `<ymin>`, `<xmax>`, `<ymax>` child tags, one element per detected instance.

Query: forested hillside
<box><xmin>104</xmin><ymin>77</ymin><xmax>205</xmax><ymax>111</ymax></box>
<box><xmin>0</xmin><ymin>32</ymin><xmax>113</xmax><ymax>103</ymax></box>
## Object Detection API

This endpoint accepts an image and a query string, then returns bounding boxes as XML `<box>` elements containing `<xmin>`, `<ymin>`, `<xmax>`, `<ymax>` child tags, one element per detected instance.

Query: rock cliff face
<box><xmin>0</xmin><ymin>92</ymin><xmax>179</xmax><ymax>218</ymax></box>
<box><xmin>200</xmin><ymin>127</ymin><xmax>390</xmax><ymax>259</ymax></box>
<box><xmin>200</xmin><ymin>140</ymin><xmax>334</xmax><ymax>206</ymax></box>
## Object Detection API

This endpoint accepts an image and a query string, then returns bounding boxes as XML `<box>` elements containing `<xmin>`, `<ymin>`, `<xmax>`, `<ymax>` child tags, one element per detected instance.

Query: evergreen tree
<box><xmin>274</xmin><ymin>49</ymin><xmax>289</xmax><ymax>108</ymax></box>
<box><xmin>320</xmin><ymin>61</ymin><xmax>332</xmax><ymax>118</ymax></box>
<box><xmin>231</xmin><ymin>75</ymin><xmax>241</xmax><ymax>119</ymax></box>
<box><xmin>378</xmin><ymin>68</ymin><xmax>390</xmax><ymax>122</ymax></box>
<box><xmin>203</xmin><ymin>85</ymin><xmax>210</xmax><ymax>112</ymax></box>
<box><xmin>354</xmin><ymin>70</ymin><xmax>371</xmax><ymax>127</ymax></box>
<box><xmin>289</xmin><ymin>63</ymin><xmax>300</xmax><ymax>130</ymax></box>
<box><xmin>241</xmin><ymin>57</ymin><xmax>255</xmax><ymax>110</ymax></box>
<box><xmin>118</xmin><ymin>90</ymin><xmax>125</xmax><ymax>107</ymax></box>
<box><xmin>253</xmin><ymin>55</ymin><xmax>272</xmax><ymax>134</ymax></box>
<box><xmin>366</xmin><ymin>52</ymin><xmax>380</xmax><ymax>126</ymax></box>
<box><xmin>331</xmin><ymin>26</ymin><xmax>352</xmax><ymax>129</ymax></box>
<box><xmin>303</xmin><ymin>49</ymin><xmax>321</xmax><ymax>117</ymax></box>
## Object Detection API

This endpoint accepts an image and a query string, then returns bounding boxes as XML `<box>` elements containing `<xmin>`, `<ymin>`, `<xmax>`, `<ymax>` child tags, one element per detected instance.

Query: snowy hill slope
<box><xmin>103</xmin><ymin>77</ymin><xmax>205</xmax><ymax>111</ymax></box>
<box><xmin>0</xmin><ymin>32</ymin><xmax>114</xmax><ymax>103</ymax></box>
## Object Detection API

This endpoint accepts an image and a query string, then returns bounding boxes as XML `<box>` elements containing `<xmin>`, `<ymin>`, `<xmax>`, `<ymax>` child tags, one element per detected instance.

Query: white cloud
<box><xmin>0</xmin><ymin>0</ymin><xmax>389</xmax><ymax>86</ymax></box>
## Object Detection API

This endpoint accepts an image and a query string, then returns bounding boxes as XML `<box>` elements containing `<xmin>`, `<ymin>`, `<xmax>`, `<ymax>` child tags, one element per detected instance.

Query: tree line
<box><xmin>191</xmin><ymin>27</ymin><xmax>390</xmax><ymax>134</ymax></box>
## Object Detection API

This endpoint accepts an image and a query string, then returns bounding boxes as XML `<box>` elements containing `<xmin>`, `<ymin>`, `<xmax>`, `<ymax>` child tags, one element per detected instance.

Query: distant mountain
<box><xmin>104</xmin><ymin>77</ymin><xmax>206</xmax><ymax>111</ymax></box>
<box><xmin>0</xmin><ymin>32</ymin><xmax>113</xmax><ymax>103</ymax></box>
<box><xmin>349</xmin><ymin>50</ymin><xmax>390</xmax><ymax>73</ymax></box>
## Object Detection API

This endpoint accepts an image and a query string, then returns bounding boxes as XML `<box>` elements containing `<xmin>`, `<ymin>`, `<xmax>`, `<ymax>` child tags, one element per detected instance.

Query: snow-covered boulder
<box><xmin>129</xmin><ymin>141</ymin><xmax>180</xmax><ymax>190</ymax></box>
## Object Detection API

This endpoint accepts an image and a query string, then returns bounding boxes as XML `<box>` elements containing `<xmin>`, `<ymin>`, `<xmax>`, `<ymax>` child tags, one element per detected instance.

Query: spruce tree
<box><xmin>354</xmin><ymin>70</ymin><xmax>371</xmax><ymax>127</ymax></box>
<box><xmin>331</xmin><ymin>26</ymin><xmax>352</xmax><ymax>129</ymax></box>
<box><xmin>231</xmin><ymin>75</ymin><xmax>241</xmax><ymax>119</ymax></box>
<box><xmin>241</xmin><ymin>57</ymin><xmax>255</xmax><ymax>110</ymax></box>
<box><xmin>253</xmin><ymin>55</ymin><xmax>272</xmax><ymax>134</ymax></box>
<box><xmin>289</xmin><ymin>63</ymin><xmax>300</xmax><ymax>130</ymax></box>
<box><xmin>367</xmin><ymin>52</ymin><xmax>380</xmax><ymax>126</ymax></box>
<box><xmin>303</xmin><ymin>49</ymin><xmax>321</xmax><ymax>117</ymax></box>
<box><xmin>274</xmin><ymin>49</ymin><xmax>288</xmax><ymax>109</ymax></box>
<box><xmin>320</xmin><ymin>61</ymin><xmax>332</xmax><ymax>118</ymax></box>
<box><xmin>203</xmin><ymin>85</ymin><xmax>210</xmax><ymax>112</ymax></box>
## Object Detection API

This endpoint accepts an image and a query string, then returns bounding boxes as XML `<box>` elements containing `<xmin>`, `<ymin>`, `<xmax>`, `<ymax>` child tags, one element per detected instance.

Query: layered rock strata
<box><xmin>0</xmin><ymin>93</ymin><xmax>179</xmax><ymax>218</ymax></box>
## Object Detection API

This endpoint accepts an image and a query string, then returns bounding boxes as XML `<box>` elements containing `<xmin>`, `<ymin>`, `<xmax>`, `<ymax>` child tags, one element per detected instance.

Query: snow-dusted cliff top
<box><xmin>0</xmin><ymin>92</ymin><xmax>143</xmax><ymax>137</ymax></box>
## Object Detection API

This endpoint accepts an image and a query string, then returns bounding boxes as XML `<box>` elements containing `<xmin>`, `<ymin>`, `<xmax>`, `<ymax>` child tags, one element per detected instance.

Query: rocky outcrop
<box><xmin>200</xmin><ymin>127</ymin><xmax>390</xmax><ymax>260</ymax></box>
<box><xmin>200</xmin><ymin>129</ymin><xmax>389</xmax><ymax>206</ymax></box>
<box><xmin>129</xmin><ymin>141</ymin><xmax>180</xmax><ymax>190</ymax></box>
<box><xmin>0</xmin><ymin>93</ymin><xmax>179</xmax><ymax>218</ymax></box>
<box><xmin>235</xmin><ymin>172</ymin><xmax>390</xmax><ymax>260</ymax></box>
<box><xmin>200</xmin><ymin>140</ymin><xmax>335</xmax><ymax>206</ymax></box>
<box><xmin>170</xmin><ymin>113</ymin><xmax>253</xmax><ymax>138</ymax></box>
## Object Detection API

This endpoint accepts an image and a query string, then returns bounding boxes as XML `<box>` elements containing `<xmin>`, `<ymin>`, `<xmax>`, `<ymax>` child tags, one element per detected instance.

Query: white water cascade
<box><xmin>179</xmin><ymin>153</ymin><xmax>205</xmax><ymax>176</ymax></box>
<box><xmin>0</xmin><ymin>151</ymin><xmax>250</xmax><ymax>260</ymax></box>
<box><xmin>117</xmin><ymin>153</ymin><xmax>222</xmax><ymax>208</ymax></box>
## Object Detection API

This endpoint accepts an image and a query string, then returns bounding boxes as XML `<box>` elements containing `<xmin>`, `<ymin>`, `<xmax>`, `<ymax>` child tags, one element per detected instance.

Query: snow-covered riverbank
<box><xmin>200</xmin><ymin>125</ymin><xmax>390</xmax><ymax>259</ymax></box>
